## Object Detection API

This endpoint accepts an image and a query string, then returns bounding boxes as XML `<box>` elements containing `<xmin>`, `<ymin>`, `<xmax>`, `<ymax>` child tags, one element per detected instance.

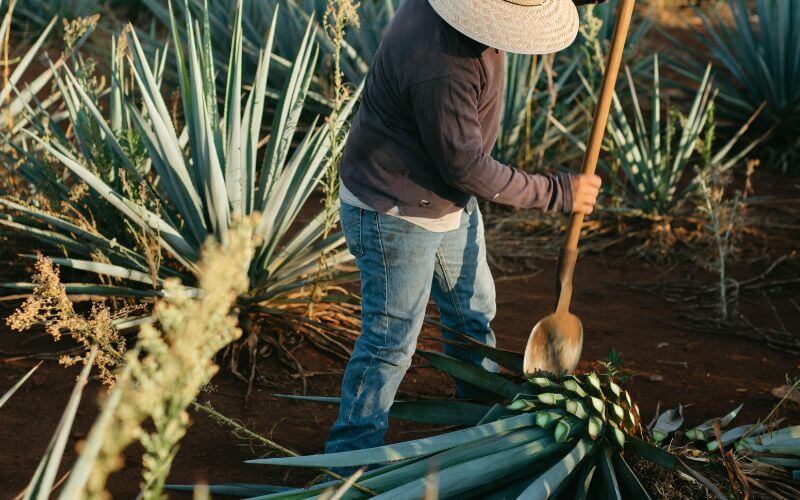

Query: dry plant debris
<box><xmin>623</xmin><ymin>255</ymin><xmax>800</xmax><ymax>354</ymax></box>
<box><xmin>6</xmin><ymin>254</ymin><xmax>136</xmax><ymax>385</ymax></box>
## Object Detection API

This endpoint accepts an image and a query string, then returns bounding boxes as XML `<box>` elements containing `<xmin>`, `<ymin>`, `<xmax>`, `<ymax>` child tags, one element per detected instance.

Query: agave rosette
<box><xmin>141</xmin><ymin>0</ymin><xmax>398</xmax><ymax>94</ymax></box>
<box><xmin>247</xmin><ymin>363</ymin><xmax>654</xmax><ymax>498</ymax></box>
<box><xmin>1</xmin><ymin>0</ymin><xmax>360</xmax><ymax>311</ymax></box>
<box><xmin>0</xmin><ymin>0</ymin><xmax>68</xmax><ymax>143</ymax></box>
<box><xmin>563</xmin><ymin>54</ymin><xmax>767</xmax><ymax>217</ymax></box>
<box><xmin>679</xmin><ymin>0</ymin><xmax>799</xmax><ymax>165</ymax></box>
<box><xmin>493</xmin><ymin>52</ymin><xmax>581</xmax><ymax>171</ymax></box>
<box><xmin>654</xmin><ymin>401</ymin><xmax>800</xmax><ymax>473</ymax></box>
<box><xmin>272</xmin><ymin>0</ymin><xmax>398</xmax><ymax>84</ymax></box>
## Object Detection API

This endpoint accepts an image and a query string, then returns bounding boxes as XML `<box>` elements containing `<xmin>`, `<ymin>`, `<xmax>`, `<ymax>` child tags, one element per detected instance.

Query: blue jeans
<box><xmin>325</xmin><ymin>201</ymin><xmax>499</xmax><ymax>456</ymax></box>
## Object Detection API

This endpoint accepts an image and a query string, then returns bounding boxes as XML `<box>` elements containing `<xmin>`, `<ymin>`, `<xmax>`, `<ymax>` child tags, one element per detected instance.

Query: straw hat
<box><xmin>427</xmin><ymin>0</ymin><xmax>580</xmax><ymax>55</ymax></box>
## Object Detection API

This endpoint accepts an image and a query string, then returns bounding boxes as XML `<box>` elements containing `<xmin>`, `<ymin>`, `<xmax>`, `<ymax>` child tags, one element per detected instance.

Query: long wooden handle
<box><xmin>564</xmin><ymin>0</ymin><xmax>636</xmax><ymax>251</ymax></box>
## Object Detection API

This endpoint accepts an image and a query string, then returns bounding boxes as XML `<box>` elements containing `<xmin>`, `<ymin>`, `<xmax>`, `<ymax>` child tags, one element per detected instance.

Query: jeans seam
<box><xmin>356</xmin><ymin>208</ymin><xmax>364</xmax><ymax>257</ymax></box>
<box><xmin>435</xmin><ymin>247</ymin><xmax>468</xmax><ymax>336</ymax></box>
<box><xmin>344</xmin><ymin>211</ymin><xmax>387</xmax><ymax>425</ymax></box>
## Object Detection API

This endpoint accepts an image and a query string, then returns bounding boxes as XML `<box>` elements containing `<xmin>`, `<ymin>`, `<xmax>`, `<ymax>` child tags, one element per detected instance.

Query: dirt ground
<box><xmin>1</xmin><ymin>193</ymin><xmax>798</xmax><ymax>497</ymax></box>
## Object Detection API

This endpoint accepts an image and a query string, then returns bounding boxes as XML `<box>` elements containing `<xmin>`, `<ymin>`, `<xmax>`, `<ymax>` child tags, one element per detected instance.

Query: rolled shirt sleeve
<box><xmin>409</xmin><ymin>74</ymin><xmax>573</xmax><ymax>213</ymax></box>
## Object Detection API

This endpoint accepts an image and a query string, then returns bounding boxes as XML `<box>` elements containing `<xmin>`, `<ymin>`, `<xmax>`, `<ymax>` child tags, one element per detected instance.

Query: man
<box><xmin>327</xmin><ymin>0</ymin><xmax>602</xmax><ymax>456</ymax></box>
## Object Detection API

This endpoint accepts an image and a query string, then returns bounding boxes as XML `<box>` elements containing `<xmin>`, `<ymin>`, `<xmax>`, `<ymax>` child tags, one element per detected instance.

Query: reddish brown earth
<box><xmin>1</xmin><ymin>201</ymin><xmax>798</xmax><ymax>498</ymax></box>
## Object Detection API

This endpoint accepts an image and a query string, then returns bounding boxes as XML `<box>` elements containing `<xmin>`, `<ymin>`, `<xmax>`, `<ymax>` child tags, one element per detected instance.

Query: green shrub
<box><xmin>684</xmin><ymin>0</ymin><xmax>800</xmax><ymax>171</ymax></box>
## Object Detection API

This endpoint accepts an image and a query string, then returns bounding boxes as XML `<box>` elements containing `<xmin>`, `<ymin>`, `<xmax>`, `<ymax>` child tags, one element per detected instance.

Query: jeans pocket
<box><xmin>340</xmin><ymin>204</ymin><xmax>364</xmax><ymax>258</ymax></box>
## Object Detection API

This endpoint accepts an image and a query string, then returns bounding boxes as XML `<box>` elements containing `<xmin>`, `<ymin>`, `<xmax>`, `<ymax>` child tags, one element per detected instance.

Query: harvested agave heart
<box><xmin>510</xmin><ymin>372</ymin><xmax>642</xmax><ymax>448</ymax></box>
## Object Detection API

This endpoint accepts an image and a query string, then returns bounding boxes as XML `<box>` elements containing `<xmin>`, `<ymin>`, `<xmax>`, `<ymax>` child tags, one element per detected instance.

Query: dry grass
<box><xmin>484</xmin><ymin>209</ymin><xmax>619</xmax><ymax>272</ymax></box>
<box><xmin>629</xmin><ymin>453</ymin><xmax>719</xmax><ymax>499</ymax></box>
<box><xmin>6</xmin><ymin>254</ymin><xmax>137</xmax><ymax>385</ymax></box>
<box><xmin>236</xmin><ymin>293</ymin><xmax>360</xmax><ymax>396</ymax></box>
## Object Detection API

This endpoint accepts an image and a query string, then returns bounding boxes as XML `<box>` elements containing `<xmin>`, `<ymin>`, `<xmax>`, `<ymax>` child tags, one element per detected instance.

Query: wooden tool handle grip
<box><xmin>564</xmin><ymin>0</ymin><xmax>636</xmax><ymax>252</ymax></box>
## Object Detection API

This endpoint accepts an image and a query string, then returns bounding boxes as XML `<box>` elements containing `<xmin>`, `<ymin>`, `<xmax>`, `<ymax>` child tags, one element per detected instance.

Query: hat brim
<box><xmin>428</xmin><ymin>0</ymin><xmax>579</xmax><ymax>55</ymax></box>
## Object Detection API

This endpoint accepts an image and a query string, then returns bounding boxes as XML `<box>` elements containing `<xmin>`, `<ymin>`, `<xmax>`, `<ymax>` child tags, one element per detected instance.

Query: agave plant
<box><xmin>5</xmin><ymin>26</ymin><xmax>168</xmax><ymax>232</ymax></box>
<box><xmin>0</xmin><ymin>0</ymin><xmax>61</xmax><ymax>142</ymax></box>
<box><xmin>178</xmin><ymin>338</ymin><xmax>800</xmax><ymax>498</ymax></box>
<box><xmin>652</xmin><ymin>398</ymin><xmax>800</xmax><ymax>464</ymax></box>
<box><xmin>560</xmin><ymin>54</ymin><xmax>767</xmax><ymax>218</ymax></box>
<box><xmin>275</xmin><ymin>0</ymin><xmax>399</xmax><ymax>83</ymax></box>
<box><xmin>590</xmin><ymin>0</ymin><xmax>650</xmax><ymax>49</ymax></box>
<box><xmin>682</xmin><ymin>0</ymin><xmax>800</xmax><ymax>169</ymax></box>
<box><xmin>138</xmin><ymin>0</ymin><xmax>294</xmax><ymax>101</ymax></box>
<box><xmin>493</xmin><ymin>52</ymin><xmax>582</xmax><ymax>172</ymax></box>
<box><xmin>177</xmin><ymin>347</ymin><xmax>664</xmax><ymax>499</ymax></box>
<box><xmin>249</xmin><ymin>360</ymin><xmax>657</xmax><ymax>499</ymax></box>
<box><xmin>567</xmin><ymin>0</ymin><xmax>652</xmax><ymax>85</ymax></box>
<box><xmin>141</xmin><ymin>0</ymin><xmax>398</xmax><ymax>98</ymax></box>
<box><xmin>1</xmin><ymin>2</ymin><xmax>359</xmax><ymax>351</ymax></box>
<box><xmin>650</xmin><ymin>400</ymin><xmax>800</xmax><ymax>495</ymax></box>
<box><xmin>499</xmin><ymin>1</ymin><xmax>652</xmax><ymax>174</ymax></box>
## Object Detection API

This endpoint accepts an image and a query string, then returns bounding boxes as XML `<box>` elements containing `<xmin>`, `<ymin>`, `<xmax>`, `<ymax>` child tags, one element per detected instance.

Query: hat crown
<box><xmin>502</xmin><ymin>0</ymin><xmax>547</xmax><ymax>5</ymax></box>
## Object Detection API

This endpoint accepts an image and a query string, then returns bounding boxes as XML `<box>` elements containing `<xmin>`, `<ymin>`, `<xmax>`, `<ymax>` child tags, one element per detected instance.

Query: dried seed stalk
<box><xmin>7</xmin><ymin>255</ymin><xmax>132</xmax><ymax>386</ymax></box>
<box><xmin>69</xmin><ymin>219</ymin><xmax>256</xmax><ymax>499</ymax></box>
<box><xmin>309</xmin><ymin>0</ymin><xmax>361</xmax><ymax>315</ymax></box>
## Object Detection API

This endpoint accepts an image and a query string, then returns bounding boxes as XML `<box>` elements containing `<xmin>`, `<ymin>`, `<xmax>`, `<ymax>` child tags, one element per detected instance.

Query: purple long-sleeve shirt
<box><xmin>340</xmin><ymin>0</ymin><xmax>573</xmax><ymax>218</ymax></box>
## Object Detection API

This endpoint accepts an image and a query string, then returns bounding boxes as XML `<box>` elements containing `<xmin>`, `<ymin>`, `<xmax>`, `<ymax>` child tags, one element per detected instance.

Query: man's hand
<box><xmin>571</xmin><ymin>174</ymin><xmax>602</xmax><ymax>214</ymax></box>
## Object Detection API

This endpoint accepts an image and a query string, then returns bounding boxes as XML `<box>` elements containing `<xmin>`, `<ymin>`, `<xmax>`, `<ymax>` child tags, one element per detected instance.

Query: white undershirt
<box><xmin>339</xmin><ymin>181</ymin><xmax>463</xmax><ymax>233</ymax></box>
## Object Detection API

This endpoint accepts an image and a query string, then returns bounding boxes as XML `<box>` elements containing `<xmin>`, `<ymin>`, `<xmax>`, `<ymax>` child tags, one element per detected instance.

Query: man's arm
<box><xmin>410</xmin><ymin>75</ymin><xmax>600</xmax><ymax>214</ymax></box>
